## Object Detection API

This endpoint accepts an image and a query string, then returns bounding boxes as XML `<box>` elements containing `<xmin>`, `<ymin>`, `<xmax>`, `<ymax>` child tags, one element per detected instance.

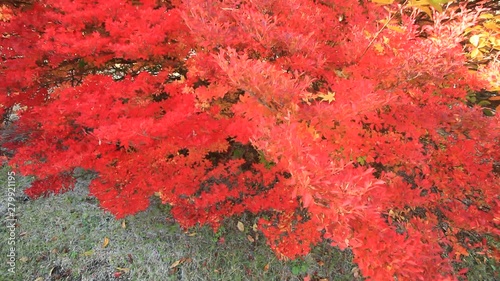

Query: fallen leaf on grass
<box><xmin>19</xmin><ymin>256</ymin><xmax>28</xmax><ymax>263</ymax></box>
<box><xmin>115</xmin><ymin>267</ymin><xmax>130</xmax><ymax>273</ymax></box>
<box><xmin>102</xmin><ymin>237</ymin><xmax>110</xmax><ymax>248</ymax></box>
<box><xmin>121</xmin><ymin>220</ymin><xmax>126</xmax><ymax>229</ymax></box>
<box><xmin>81</xmin><ymin>250</ymin><xmax>93</xmax><ymax>257</ymax></box>
<box><xmin>237</xmin><ymin>221</ymin><xmax>245</xmax><ymax>232</ymax></box>
<box><xmin>127</xmin><ymin>253</ymin><xmax>134</xmax><ymax>264</ymax></box>
<box><xmin>247</xmin><ymin>235</ymin><xmax>255</xmax><ymax>242</ymax></box>
<box><xmin>170</xmin><ymin>257</ymin><xmax>191</xmax><ymax>269</ymax></box>
<box><xmin>352</xmin><ymin>267</ymin><xmax>360</xmax><ymax>278</ymax></box>
<box><xmin>170</xmin><ymin>260</ymin><xmax>181</xmax><ymax>269</ymax></box>
<box><xmin>263</xmin><ymin>263</ymin><xmax>270</xmax><ymax>271</ymax></box>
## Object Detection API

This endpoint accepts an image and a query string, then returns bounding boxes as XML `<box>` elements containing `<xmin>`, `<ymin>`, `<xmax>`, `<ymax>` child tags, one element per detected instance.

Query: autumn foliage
<box><xmin>1</xmin><ymin>0</ymin><xmax>499</xmax><ymax>279</ymax></box>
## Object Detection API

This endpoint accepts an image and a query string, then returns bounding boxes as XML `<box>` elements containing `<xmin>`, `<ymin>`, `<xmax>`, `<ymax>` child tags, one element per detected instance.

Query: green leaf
<box><xmin>483</xmin><ymin>108</ymin><xmax>495</xmax><ymax>116</ymax></box>
<box><xmin>466</xmin><ymin>95</ymin><xmax>477</xmax><ymax>103</ymax></box>
<box><xmin>357</xmin><ymin>156</ymin><xmax>367</xmax><ymax>166</ymax></box>
<box><xmin>477</xmin><ymin>100</ymin><xmax>491</xmax><ymax>107</ymax></box>
<box><xmin>231</xmin><ymin>147</ymin><xmax>244</xmax><ymax>158</ymax></box>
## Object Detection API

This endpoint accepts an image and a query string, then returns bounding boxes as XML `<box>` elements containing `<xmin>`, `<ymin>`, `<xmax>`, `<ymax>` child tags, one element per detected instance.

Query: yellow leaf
<box><xmin>387</xmin><ymin>24</ymin><xmax>405</xmax><ymax>33</ymax></box>
<box><xmin>420</xmin><ymin>6</ymin><xmax>432</xmax><ymax>18</ymax></box>
<box><xmin>464</xmin><ymin>26</ymin><xmax>481</xmax><ymax>35</ymax></box>
<box><xmin>187</xmin><ymin>232</ymin><xmax>197</xmax><ymax>237</ymax></box>
<box><xmin>102</xmin><ymin>237</ymin><xmax>110</xmax><ymax>248</ymax></box>
<box><xmin>252</xmin><ymin>223</ymin><xmax>258</xmax><ymax>232</ymax></box>
<box><xmin>479</xmin><ymin>13</ymin><xmax>494</xmax><ymax>19</ymax></box>
<box><xmin>318</xmin><ymin>91</ymin><xmax>336</xmax><ymax>104</ymax></box>
<box><xmin>116</xmin><ymin>267</ymin><xmax>130</xmax><ymax>273</ymax></box>
<box><xmin>82</xmin><ymin>250</ymin><xmax>94</xmax><ymax>257</ymax></box>
<box><xmin>469</xmin><ymin>35</ymin><xmax>480</xmax><ymax>47</ymax></box>
<box><xmin>477</xmin><ymin>39</ymin><xmax>488</xmax><ymax>49</ymax></box>
<box><xmin>470</xmin><ymin>48</ymin><xmax>481</xmax><ymax>59</ymax></box>
<box><xmin>263</xmin><ymin>263</ymin><xmax>270</xmax><ymax>271</ymax></box>
<box><xmin>371</xmin><ymin>0</ymin><xmax>394</xmax><ymax>4</ymax></box>
<box><xmin>121</xmin><ymin>220</ymin><xmax>126</xmax><ymax>229</ymax></box>
<box><xmin>428</xmin><ymin>0</ymin><xmax>444</xmax><ymax>13</ymax></box>
<box><xmin>374</xmin><ymin>43</ymin><xmax>384</xmax><ymax>53</ymax></box>
<box><xmin>483</xmin><ymin>21</ymin><xmax>499</xmax><ymax>32</ymax></box>
<box><xmin>408</xmin><ymin>0</ymin><xmax>430</xmax><ymax>7</ymax></box>
<box><xmin>237</xmin><ymin>221</ymin><xmax>245</xmax><ymax>232</ymax></box>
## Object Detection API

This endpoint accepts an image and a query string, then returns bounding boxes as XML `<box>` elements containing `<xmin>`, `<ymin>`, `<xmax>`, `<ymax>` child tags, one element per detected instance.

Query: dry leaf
<box><xmin>102</xmin><ymin>237</ymin><xmax>110</xmax><ymax>248</ymax></box>
<box><xmin>237</xmin><ymin>221</ymin><xmax>245</xmax><ymax>232</ymax></box>
<box><xmin>170</xmin><ymin>260</ymin><xmax>181</xmax><ymax>269</ymax></box>
<box><xmin>19</xmin><ymin>256</ymin><xmax>28</xmax><ymax>263</ymax></box>
<box><xmin>488</xmin><ymin>96</ymin><xmax>500</xmax><ymax>101</ymax></box>
<box><xmin>127</xmin><ymin>253</ymin><xmax>134</xmax><ymax>264</ymax></box>
<box><xmin>116</xmin><ymin>267</ymin><xmax>130</xmax><ymax>273</ymax></box>
<box><xmin>247</xmin><ymin>235</ymin><xmax>255</xmax><ymax>242</ymax></box>
<box><xmin>252</xmin><ymin>223</ymin><xmax>258</xmax><ymax>232</ymax></box>
<box><xmin>263</xmin><ymin>263</ymin><xmax>270</xmax><ymax>271</ymax></box>
<box><xmin>121</xmin><ymin>220</ymin><xmax>126</xmax><ymax>229</ymax></box>
<box><xmin>187</xmin><ymin>232</ymin><xmax>197</xmax><ymax>237</ymax></box>
<box><xmin>352</xmin><ymin>267</ymin><xmax>360</xmax><ymax>278</ymax></box>
<box><xmin>34</xmin><ymin>278</ymin><xmax>44</xmax><ymax>281</ymax></box>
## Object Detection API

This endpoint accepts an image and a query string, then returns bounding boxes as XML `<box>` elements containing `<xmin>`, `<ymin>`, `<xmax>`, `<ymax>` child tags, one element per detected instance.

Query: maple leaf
<box><xmin>317</xmin><ymin>91</ymin><xmax>336</xmax><ymax>104</ymax></box>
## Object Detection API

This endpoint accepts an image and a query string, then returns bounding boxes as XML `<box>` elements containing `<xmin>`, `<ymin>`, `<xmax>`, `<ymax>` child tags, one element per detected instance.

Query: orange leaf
<box><xmin>170</xmin><ymin>260</ymin><xmax>181</xmax><ymax>269</ymax></box>
<box><xmin>455</xmin><ymin>244</ymin><xmax>469</xmax><ymax>257</ymax></box>
<box><xmin>102</xmin><ymin>237</ymin><xmax>110</xmax><ymax>248</ymax></box>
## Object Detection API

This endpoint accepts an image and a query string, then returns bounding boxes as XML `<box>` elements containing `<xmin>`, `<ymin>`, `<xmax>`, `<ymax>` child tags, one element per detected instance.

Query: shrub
<box><xmin>1</xmin><ymin>0</ymin><xmax>499</xmax><ymax>280</ymax></box>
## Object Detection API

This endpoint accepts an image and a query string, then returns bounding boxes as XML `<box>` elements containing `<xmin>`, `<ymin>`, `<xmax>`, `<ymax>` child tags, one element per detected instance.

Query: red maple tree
<box><xmin>1</xmin><ymin>0</ymin><xmax>499</xmax><ymax>280</ymax></box>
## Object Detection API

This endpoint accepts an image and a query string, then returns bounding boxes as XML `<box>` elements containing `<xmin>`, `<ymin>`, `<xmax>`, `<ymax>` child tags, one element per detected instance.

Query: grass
<box><xmin>0</xmin><ymin>165</ymin><xmax>362</xmax><ymax>281</ymax></box>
